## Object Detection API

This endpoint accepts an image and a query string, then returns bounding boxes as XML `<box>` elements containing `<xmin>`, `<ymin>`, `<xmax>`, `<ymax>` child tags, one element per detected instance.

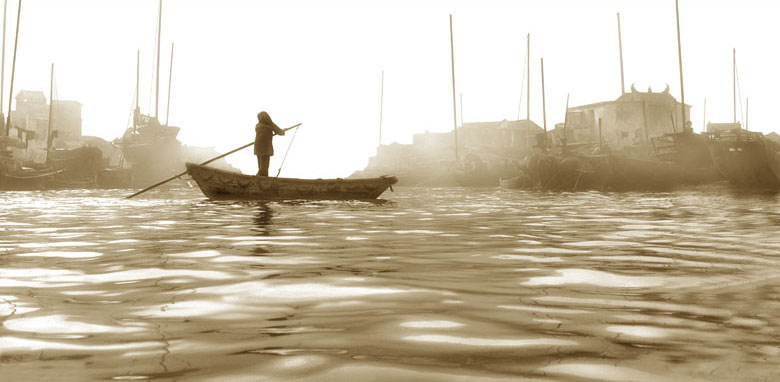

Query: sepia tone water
<box><xmin>1</xmin><ymin>185</ymin><xmax>779</xmax><ymax>382</ymax></box>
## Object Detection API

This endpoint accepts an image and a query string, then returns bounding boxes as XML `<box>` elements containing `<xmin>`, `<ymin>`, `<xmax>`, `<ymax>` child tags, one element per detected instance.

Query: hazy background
<box><xmin>6</xmin><ymin>0</ymin><xmax>779</xmax><ymax>178</ymax></box>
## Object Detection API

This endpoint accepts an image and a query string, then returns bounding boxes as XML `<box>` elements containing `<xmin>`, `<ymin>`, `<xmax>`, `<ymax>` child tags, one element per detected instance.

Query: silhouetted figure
<box><xmin>254</xmin><ymin>111</ymin><xmax>285</xmax><ymax>176</ymax></box>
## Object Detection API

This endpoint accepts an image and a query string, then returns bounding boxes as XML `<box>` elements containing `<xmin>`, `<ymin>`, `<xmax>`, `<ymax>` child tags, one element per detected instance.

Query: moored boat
<box><xmin>704</xmin><ymin>130</ymin><xmax>780</xmax><ymax>189</ymax></box>
<box><xmin>186</xmin><ymin>163</ymin><xmax>398</xmax><ymax>200</ymax></box>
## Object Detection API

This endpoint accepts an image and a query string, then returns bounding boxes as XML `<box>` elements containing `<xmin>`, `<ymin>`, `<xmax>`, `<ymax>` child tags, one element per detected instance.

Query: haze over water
<box><xmin>1</xmin><ymin>185</ymin><xmax>779</xmax><ymax>381</ymax></box>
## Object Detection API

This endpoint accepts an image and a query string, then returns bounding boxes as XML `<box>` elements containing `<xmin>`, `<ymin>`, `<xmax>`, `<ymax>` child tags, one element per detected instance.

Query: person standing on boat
<box><xmin>254</xmin><ymin>111</ymin><xmax>285</xmax><ymax>176</ymax></box>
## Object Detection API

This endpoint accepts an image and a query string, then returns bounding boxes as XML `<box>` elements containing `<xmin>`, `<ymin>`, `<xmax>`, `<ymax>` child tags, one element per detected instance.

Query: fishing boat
<box><xmin>0</xmin><ymin>156</ymin><xmax>62</xmax><ymax>190</ymax></box>
<box><xmin>186</xmin><ymin>163</ymin><xmax>398</xmax><ymax>200</ymax></box>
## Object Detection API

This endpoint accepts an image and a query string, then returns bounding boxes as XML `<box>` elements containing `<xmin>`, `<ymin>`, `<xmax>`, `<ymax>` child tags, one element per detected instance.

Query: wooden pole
<box><xmin>674</xmin><ymin>0</ymin><xmax>686</xmax><ymax>130</ymax></box>
<box><xmin>745</xmin><ymin>97</ymin><xmax>749</xmax><ymax>131</ymax></box>
<box><xmin>642</xmin><ymin>99</ymin><xmax>649</xmax><ymax>141</ymax></box>
<box><xmin>135</xmin><ymin>49</ymin><xmax>139</xmax><ymax>119</ymax></box>
<box><xmin>541</xmin><ymin>57</ymin><xmax>547</xmax><ymax>151</ymax></box>
<box><xmin>379</xmin><ymin>70</ymin><xmax>383</xmax><ymax>147</ymax></box>
<box><xmin>449</xmin><ymin>14</ymin><xmax>458</xmax><ymax>161</ymax></box>
<box><xmin>617</xmin><ymin>12</ymin><xmax>625</xmax><ymax>94</ymax></box>
<box><xmin>45</xmin><ymin>63</ymin><xmax>53</xmax><ymax>159</ymax></box>
<box><xmin>5</xmin><ymin>0</ymin><xmax>20</xmax><ymax>136</ymax></box>
<box><xmin>733</xmin><ymin>48</ymin><xmax>736</xmax><ymax>125</ymax></box>
<box><xmin>526</xmin><ymin>33</ymin><xmax>530</xmax><ymax>121</ymax></box>
<box><xmin>460</xmin><ymin>92</ymin><xmax>464</xmax><ymax>128</ymax></box>
<box><xmin>165</xmin><ymin>42</ymin><xmax>173</xmax><ymax>126</ymax></box>
<box><xmin>1</xmin><ymin>0</ymin><xmax>7</xmax><ymax>130</ymax></box>
<box><xmin>702</xmin><ymin>98</ymin><xmax>706</xmax><ymax>132</ymax></box>
<box><xmin>562</xmin><ymin>93</ymin><xmax>569</xmax><ymax>146</ymax></box>
<box><xmin>154</xmin><ymin>0</ymin><xmax>162</xmax><ymax>120</ymax></box>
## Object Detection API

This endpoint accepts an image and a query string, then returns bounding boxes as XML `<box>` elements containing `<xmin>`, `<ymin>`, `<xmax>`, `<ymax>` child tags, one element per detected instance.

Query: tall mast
<box><xmin>135</xmin><ymin>50</ymin><xmax>139</xmax><ymax>113</ymax></box>
<box><xmin>5</xmin><ymin>0</ymin><xmax>20</xmax><ymax>136</ymax></box>
<box><xmin>378</xmin><ymin>70</ymin><xmax>383</xmax><ymax>147</ymax></box>
<box><xmin>45</xmin><ymin>63</ymin><xmax>53</xmax><ymax>158</ymax></box>
<box><xmin>702</xmin><ymin>98</ymin><xmax>706</xmax><ymax>132</ymax></box>
<box><xmin>745</xmin><ymin>97</ymin><xmax>748</xmax><ymax>131</ymax></box>
<box><xmin>541</xmin><ymin>57</ymin><xmax>547</xmax><ymax>152</ymax></box>
<box><xmin>732</xmin><ymin>48</ymin><xmax>736</xmax><ymax>125</ymax></box>
<box><xmin>154</xmin><ymin>0</ymin><xmax>162</xmax><ymax>120</ymax></box>
<box><xmin>460</xmin><ymin>92</ymin><xmax>464</xmax><ymax>127</ymax></box>
<box><xmin>674</xmin><ymin>0</ymin><xmax>686</xmax><ymax>130</ymax></box>
<box><xmin>562</xmin><ymin>93</ymin><xmax>569</xmax><ymax>146</ymax></box>
<box><xmin>449</xmin><ymin>14</ymin><xmax>458</xmax><ymax>161</ymax></box>
<box><xmin>165</xmin><ymin>42</ymin><xmax>174</xmax><ymax>126</ymax></box>
<box><xmin>526</xmin><ymin>33</ymin><xmax>530</xmax><ymax>121</ymax></box>
<box><xmin>1</xmin><ymin>0</ymin><xmax>7</xmax><ymax>126</ymax></box>
<box><xmin>617</xmin><ymin>12</ymin><xmax>625</xmax><ymax>94</ymax></box>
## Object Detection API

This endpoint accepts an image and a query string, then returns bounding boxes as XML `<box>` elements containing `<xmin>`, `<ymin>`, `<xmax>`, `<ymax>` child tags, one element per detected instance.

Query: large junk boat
<box><xmin>187</xmin><ymin>163</ymin><xmax>397</xmax><ymax>201</ymax></box>
<box><xmin>704</xmin><ymin>129</ymin><xmax>780</xmax><ymax>189</ymax></box>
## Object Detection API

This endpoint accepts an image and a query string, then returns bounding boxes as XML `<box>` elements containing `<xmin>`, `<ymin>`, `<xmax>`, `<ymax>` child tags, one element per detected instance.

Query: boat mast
<box><xmin>732</xmin><ymin>48</ymin><xmax>736</xmax><ymax>126</ymax></box>
<box><xmin>617</xmin><ymin>12</ymin><xmax>625</xmax><ymax>94</ymax></box>
<box><xmin>449</xmin><ymin>14</ymin><xmax>458</xmax><ymax>161</ymax></box>
<box><xmin>165</xmin><ymin>42</ymin><xmax>173</xmax><ymax>126</ymax></box>
<box><xmin>154</xmin><ymin>0</ymin><xmax>162</xmax><ymax>120</ymax></box>
<box><xmin>526</xmin><ymin>33</ymin><xmax>530</xmax><ymax>121</ymax></box>
<box><xmin>379</xmin><ymin>70</ymin><xmax>383</xmax><ymax>147</ymax></box>
<box><xmin>562</xmin><ymin>93</ymin><xmax>569</xmax><ymax>147</ymax></box>
<box><xmin>745</xmin><ymin>97</ymin><xmax>748</xmax><ymax>131</ymax></box>
<box><xmin>702</xmin><ymin>98</ymin><xmax>706</xmax><ymax>132</ymax></box>
<box><xmin>134</xmin><ymin>49</ymin><xmax>139</xmax><ymax>129</ymax></box>
<box><xmin>1</xmin><ymin>0</ymin><xmax>7</xmax><ymax>130</ymax></box>
<box><xmin>5</xmin><ymin>0</ymin><xmax>20</xmax><ymax>136</ymax></box>
<box><xmin>45</xmin><ymin>63</ymin><xmax>53</xmax><ymax>159</ymax></box>
<box><xmin>541</xmin><ymin>57</ymin><xmax>547</xmax><ymax>151</ymax></box>
<box><xmin>674</xmin><ymin>0</ymin><xmax>686</xmax><ymax>130</ymax></box>
<box><xmin>460</xmin><ymin>92</ymin><xmax>464</xmax><ymax>128</ymax></box>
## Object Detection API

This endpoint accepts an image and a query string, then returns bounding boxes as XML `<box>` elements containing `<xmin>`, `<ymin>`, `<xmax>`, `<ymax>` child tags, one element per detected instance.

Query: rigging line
<box><xmin>126</xmin><ymin>89</ymin><xmax>136</xmax><ymax>129</ymax></box>
<box><xmin>516</xmin><ymin>45</ymin><xmax>528</xmax><ymax>121</ymax></box>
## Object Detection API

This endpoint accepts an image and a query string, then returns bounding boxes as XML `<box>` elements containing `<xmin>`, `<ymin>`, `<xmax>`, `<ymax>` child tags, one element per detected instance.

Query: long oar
<box><xmin>126</xmin><ymin>123</ymin><xmax>301</xmax><ymax>199</ymax></box>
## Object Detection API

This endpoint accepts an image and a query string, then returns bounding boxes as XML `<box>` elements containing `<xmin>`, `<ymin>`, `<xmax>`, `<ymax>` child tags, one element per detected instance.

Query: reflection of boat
<box><xmin>186</xmin><ymin>163</ymin><xmax>398</xmax><ymax>200</ymax></box>
<box><xmin>704</xmin><ymin>130</ymin><xmax>780</xmax><ymax>189</ymax></box>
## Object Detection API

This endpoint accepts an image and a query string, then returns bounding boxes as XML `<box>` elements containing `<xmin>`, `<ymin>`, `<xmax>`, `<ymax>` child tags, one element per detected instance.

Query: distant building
<box><xmin>411</xmin><ymin>119</ymin><xmax>543</xmax><ymax>153</ymax></box>
<box><xmin>554</xmin><ymin>85</ymin><xmax>692</xmax><ymax>149</ymax></box>
<box><xmin>706</xmin><ymin>122</ymin><xmax>742</xmax><ymax>133</ymax></box>
<box><xmin>7</xmin><ymin>90</ymin><xmax>83</xmax><ymax>163</ymax></box>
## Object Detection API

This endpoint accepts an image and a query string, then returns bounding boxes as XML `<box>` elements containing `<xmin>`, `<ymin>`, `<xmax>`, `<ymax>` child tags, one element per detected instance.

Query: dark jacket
<box><xmin>254</xmin><ymin>115</ymin><xmax>284</xmax><ymax>156</ymax></box>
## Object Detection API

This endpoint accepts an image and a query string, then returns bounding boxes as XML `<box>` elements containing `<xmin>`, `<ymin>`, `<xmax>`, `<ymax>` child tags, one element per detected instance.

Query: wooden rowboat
<box><xmin>186</xmin><ymin>162</ymin><xmax>398</xmax><ymax>200</ymax></box>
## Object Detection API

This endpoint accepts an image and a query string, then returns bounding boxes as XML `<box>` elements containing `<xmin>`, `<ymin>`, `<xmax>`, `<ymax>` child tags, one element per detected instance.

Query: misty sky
<box><xmin>4</xmin><ymin>0</ymin><xmax>779</xmax><ymax>178</ymax></box>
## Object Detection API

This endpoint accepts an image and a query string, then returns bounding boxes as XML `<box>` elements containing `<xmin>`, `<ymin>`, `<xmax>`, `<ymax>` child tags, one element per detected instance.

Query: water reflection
<box><xmin>252</xmin><ymin>203</ymin><xmax>274</xmax><ymax>236</ymax></box>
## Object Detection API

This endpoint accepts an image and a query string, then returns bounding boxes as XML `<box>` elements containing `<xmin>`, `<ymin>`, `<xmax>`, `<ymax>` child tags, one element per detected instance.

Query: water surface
<box><xmin>1</xmin><ymin>185</ymin><xmax>779</xmax><ymax>381</ymax></box>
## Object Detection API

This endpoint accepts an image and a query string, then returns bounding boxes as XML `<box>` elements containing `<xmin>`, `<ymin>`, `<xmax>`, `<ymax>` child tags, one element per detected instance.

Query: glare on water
<box><xmin>1</xmin><ymin>185</ymin><xmax>779</xmax><ymax>381</ymax></box>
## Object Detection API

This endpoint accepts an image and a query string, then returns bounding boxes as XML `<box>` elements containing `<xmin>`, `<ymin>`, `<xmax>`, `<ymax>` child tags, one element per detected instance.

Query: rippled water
<box><xmin>1</xmin><ymin>185</ymin><xmax>780</xmax><ymax>381</ymax></box>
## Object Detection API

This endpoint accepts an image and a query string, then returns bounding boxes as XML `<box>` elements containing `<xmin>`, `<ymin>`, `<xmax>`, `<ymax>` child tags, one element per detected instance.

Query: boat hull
<box><xmin>705</xmin><ymin>131</ymin><xmax>780</xmax><ymax>189</ymax></box>
<box><xmin>186</xmin><ymin>163</ymin><xmax>398</xmax><ymax>200</ymax></box>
